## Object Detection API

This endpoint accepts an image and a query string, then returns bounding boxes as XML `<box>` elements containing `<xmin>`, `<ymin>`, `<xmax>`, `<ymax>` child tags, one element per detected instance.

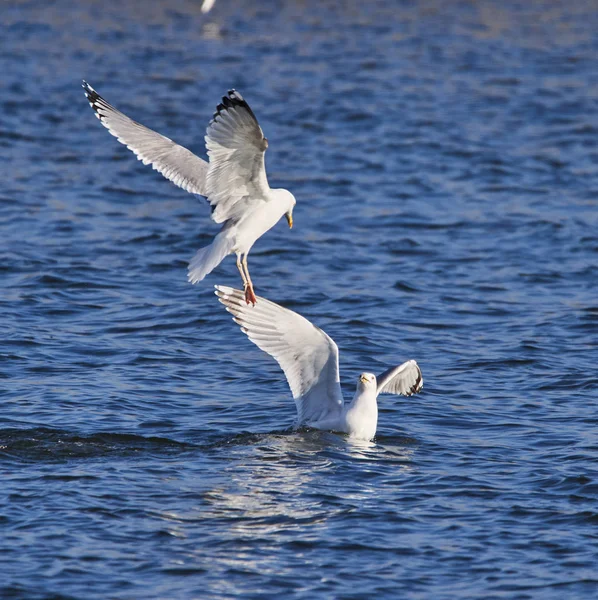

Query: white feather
<box><xmin>82</xmin><ymin>81</ymin><xmax>208</xmax><ymax>195</ymax></box>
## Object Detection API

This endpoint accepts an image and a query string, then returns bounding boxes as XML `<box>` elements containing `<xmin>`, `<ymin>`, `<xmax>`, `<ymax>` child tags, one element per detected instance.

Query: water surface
<box><xmin>1</xmin><ymin>1</ymin><xmax>597</xmax><ymax>598</ymax></box>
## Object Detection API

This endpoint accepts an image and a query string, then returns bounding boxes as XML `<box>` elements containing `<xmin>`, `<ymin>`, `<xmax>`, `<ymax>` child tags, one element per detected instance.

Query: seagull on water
<box><xmin>215</xmin><ymin>286</ymin><xmax>423</xmax><ymax>441</ymax></box>
<box><xmin>82</xmin><ymin>82</ymin><xmax>295</xmax><ymax>305</ymax></box>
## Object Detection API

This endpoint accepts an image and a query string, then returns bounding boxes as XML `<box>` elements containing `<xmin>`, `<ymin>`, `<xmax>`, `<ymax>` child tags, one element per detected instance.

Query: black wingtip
<box><xmin>82</xmin><ymin>81</ymin><xmax>97</xmax><ymax>100</ymax></box>
<box><xmin>408</xmin><ymin>370</ymin><xmax>423</xmax><ymax>396</ymax></box>
<box><xmin>227</xmin><ymin>89</ymin><xmax>244</xmax><ymax>102</ymax></box>
<box><xmin>82</xmin><ymin>80</ymin><xmax>94</xmax><ymax>96</ymax></box>
<box><xmin>212</xmin><ymin>88</ymin><xmax>259</xmax><ymax>124</ymax></box>
<box><xmin>82</xmin><ymin>81</ymin><xmax>105</xmax><ymax>120</ymax></box>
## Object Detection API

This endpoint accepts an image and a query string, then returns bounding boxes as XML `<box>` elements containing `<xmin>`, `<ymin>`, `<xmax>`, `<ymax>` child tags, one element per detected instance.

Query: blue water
<box><xmin>2</xmin><ymin>1</ymin><xmax>598</xmax><ymax>598</ymax></box>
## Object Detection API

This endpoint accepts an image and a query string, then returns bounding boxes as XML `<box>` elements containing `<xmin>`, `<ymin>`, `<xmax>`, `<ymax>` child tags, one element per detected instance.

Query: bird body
<box><xmin>188</xmin><ymin>189</ymin><xmax>294</xmax><ymax>290</ymax></box>
<box><xmin>228</xmin><ymin>189</ymin><xmax>295</xmax><ymax>257</ymax></box>
<box><xmin>340</xmin><ymin>375</ymin><xmax>379</xmax><ymax>440</ymax></box>
<box><xmin>307</xmin><ymin>383</ymin><xmax>379</xmax><ymax>441</ymax></box>
<box><xmin>216</xmin><ymin>286</ymin><xmax>423</xmax><ymax>441</ymax></box>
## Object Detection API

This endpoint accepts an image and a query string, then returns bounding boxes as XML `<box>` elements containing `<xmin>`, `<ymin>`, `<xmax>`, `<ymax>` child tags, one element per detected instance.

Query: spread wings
<box><xmin>204</xmin><ymin>91</ymin><xmax>270</xmax><ymax>223</ymax></box>
<box><xmin>215</xmin><ymin>286</ymin><xmax>344</xmax><ymax>425</ymax></box>
<box><xmin>377</xmin><ymin>360</ymin><xmax>423</xmax><ymax>397</ymax></box>
<box><xmin>82</xmin><ymin>81</ymin><xmax>208</xmax><ymax>196</ymax></box>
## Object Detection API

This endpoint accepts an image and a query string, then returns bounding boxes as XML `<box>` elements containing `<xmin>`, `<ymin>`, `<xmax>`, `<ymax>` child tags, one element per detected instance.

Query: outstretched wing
<box><xmin>215</xmin><ymin>286</ymin><xmax>344</xmax><ymax>424</ymax></box>
<box><xmin>377</xmin><ymin>360</ymin><xmax>423</xmax><ymax>397</ymax></box>
<box><xmin>82</xmin><ymin>81</ymin><xmax>208</xmax><ymax>196</ymax></box>
<box><xmin>205</xmin><ymin>91</ymin><xmax>270</xmax><ymax>223</ymax></box>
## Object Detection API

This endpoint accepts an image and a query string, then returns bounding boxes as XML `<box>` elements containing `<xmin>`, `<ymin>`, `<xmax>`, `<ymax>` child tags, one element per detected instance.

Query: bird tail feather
<box><xmin>188</xmin><ymin>233</ymin><xmax>233</xmax><ymax>284</ymax></box>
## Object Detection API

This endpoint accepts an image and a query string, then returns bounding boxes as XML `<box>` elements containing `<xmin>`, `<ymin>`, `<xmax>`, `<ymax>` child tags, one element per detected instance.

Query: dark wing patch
<box><xmin>83</xmin><ymin>81</ymin><xmax>101</xmax><ymax>116</ymax></box>
<box><xmin>376</xmin><ymin>361</ymin><xmax>423</xmax><ymax>397</ymax></box>
<box><xmin>406</xmin><ymin>368</ymin><xmax>423</xmax><ymax>396</ymax></box>
<box><xmin>82</xmin><ymin>81</ymin><xmax>109</xmax><ymax>123</ymax></box>
<box><xmin>210</xmin><ymin>90</ymin><xmax>268</xmax><ymax>150</ymax></box>
<box><xmin>213</xmin><ymin>90</ymin><xmax>258</xmax><ymax>123</ymax></box>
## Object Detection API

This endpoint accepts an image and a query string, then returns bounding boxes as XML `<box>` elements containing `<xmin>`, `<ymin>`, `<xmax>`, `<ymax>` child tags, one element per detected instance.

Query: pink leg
<box><xmin>244</xmin><ymin>285</ymin><xmax>257</xmax><ymax>306</ymax></box>
<box><xmin>242</xmin><ymin>255</ymin><xmax>257</xmax><ymax>306</ymax></box>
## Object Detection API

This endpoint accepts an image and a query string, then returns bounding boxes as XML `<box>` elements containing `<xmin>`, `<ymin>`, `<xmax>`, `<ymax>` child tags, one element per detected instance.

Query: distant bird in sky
<box><xmin>83</xmin><ymin>82</ymin><xmax>295</xmax><ymax>305</ymax></box>
<box><xmin>201</xmin><ymin>0</ymin><xmax>216</xmax><ymax>13</ymax></box>
<box><xmin>216</xmin><ymin>286</ymin><xmax>423</xmax><ymax>440</ymax></box>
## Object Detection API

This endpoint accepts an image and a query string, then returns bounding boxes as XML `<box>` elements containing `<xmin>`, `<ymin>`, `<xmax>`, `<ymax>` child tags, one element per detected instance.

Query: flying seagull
<box><xmin>82</xmin><ymin>81</ymin><xmax>295</xmax><ymax>305</ymax></box>
<box><xmin>215</xmin><ymin>286</ymin><xmax>423</xmax><ymax>441</ymax></box>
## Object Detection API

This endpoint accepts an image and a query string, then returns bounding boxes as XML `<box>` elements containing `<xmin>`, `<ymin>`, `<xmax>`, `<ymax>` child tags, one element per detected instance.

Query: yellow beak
<box><xmin>286</xmin><ymin>213</ymin><xmax>293</xmax><ymax>229</ymax></box>
<box><xmin>360</xmin><ymin>375</ymin><xmax>368</xmax><ymax>384</ymax></box>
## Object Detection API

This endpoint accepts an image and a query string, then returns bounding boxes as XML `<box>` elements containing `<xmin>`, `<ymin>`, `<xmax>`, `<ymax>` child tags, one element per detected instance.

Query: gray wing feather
<box><xmin>205</xmin><ymin>91</ymin><xmax>270</xmax><ymax>223</ymax></box>
<box><xmin>377</xmin><ymin>360</ymin><xmax>423</xmax><ymax>397</ymax></box>
<box><xmin>215</xmin><ymin>286</ymin><xmax>344</xmax><ymax>425</ymax></box>
<box><xmin>83</xmin><ymin>81</ymin><xmax>208</xmax><ymax>196</ymax></box>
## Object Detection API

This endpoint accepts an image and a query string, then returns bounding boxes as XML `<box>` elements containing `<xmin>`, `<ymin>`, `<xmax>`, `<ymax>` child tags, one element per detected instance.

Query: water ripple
<box><xmin>2</xmin><ymin>0</ymin><xmax>598</xmax><ymax>598</ymax></box>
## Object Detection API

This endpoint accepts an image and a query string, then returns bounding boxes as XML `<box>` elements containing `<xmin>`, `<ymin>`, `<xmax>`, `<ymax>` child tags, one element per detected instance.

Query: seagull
<box><xmin>201</xmin><ymin>0</ymin><xmax>216</xmax><ymax>13</ymax></box>
<box><xmin>82</xmin><ymin>82</ymin><xmax>296</xmax><ymax>305</ymax></box>
<box><xmin>215</xmin><ymin>286</ymin><xmax>423</xmax><ymax>441</ymax></box>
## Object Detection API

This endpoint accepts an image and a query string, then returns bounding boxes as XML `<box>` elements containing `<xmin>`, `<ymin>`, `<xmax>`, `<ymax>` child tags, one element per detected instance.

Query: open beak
<box><xmin>286</xmin><ymin>213</ymin><xmax>293</xmax><ymax>229</ymax></box>
<box><xmin>360</xmin><ymin>375</ymin><xmax>368</xmax><ymax>384</ymax></box>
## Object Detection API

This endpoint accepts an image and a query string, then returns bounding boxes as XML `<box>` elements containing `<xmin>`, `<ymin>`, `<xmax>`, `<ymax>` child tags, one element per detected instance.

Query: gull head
<box><xmin>273</xmin><ymin>188</ymin><xmax>296</xmax><ymax>229</ymax></box>
<box><xmin>358</xmin><ymin>372</ymin><xmax>377</xmax><ymax>391</ymax></box>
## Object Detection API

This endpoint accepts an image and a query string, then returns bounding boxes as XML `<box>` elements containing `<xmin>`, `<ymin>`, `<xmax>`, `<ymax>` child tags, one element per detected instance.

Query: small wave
<box><xmin>0</xmin><ymin>428</ymin><xmax>195</xmax><ymax>463</ymax></box>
